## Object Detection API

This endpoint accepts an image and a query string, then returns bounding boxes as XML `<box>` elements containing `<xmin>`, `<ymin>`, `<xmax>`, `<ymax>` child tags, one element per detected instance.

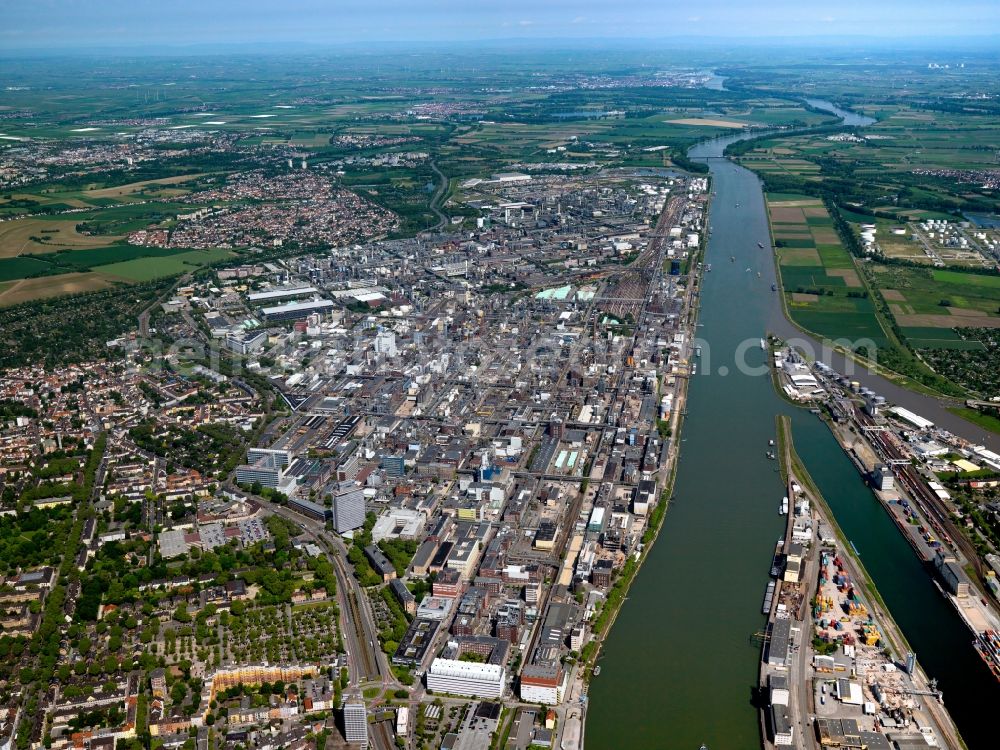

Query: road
<box><xmin>137</xmin><ymin>272</ymin><xmax>190</xmax><ymax>338</ymax></box>
<box><xmin>428</xmin><ymin>160</ymin><xmax>449</xmax><ymax>231</ymax></box>
<box><xmin>246</xmin><ymin>493</ymin><xmax>391</xmax><ymax>687</ymax></box>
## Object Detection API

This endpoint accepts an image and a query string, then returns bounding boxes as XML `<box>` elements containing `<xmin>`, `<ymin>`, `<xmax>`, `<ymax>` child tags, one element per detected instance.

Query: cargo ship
<box><xmin>770</xmin><ymin>540</ymin><xmax>784</xmax><ymax>578</ymax></box>
<box><xmin>762</xmin><ymin>580</ymin><xmax>776</xmax><ymax>614</ymax></box>
<box><xmin>974</xmin><ymin>629</ymin><xmax>1000</xmax><ymax>681</ymax></box>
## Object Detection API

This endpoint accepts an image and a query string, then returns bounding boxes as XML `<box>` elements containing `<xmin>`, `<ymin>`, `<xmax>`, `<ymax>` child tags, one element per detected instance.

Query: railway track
<box><xmin>371</xmin><ymin>719</ymin><xmax>395</xmax><ymax>750</ymax></box>
<box><xmin>856</xmin><ymin>408</ymin><xmax>984</xmax><ymax>579</ymax></box>
<box><xmin>230</xmin><ymin>497</ymin><xmax>386</xmax><ymax>690</ymax></box>
<box><xmin>329</xmin><ymin>546</ymin><xmax>381</xmax><ymax>681</ymax></box>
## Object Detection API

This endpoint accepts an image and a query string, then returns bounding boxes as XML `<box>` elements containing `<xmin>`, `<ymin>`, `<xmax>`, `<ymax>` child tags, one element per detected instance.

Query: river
<box><xmin>585</xmin><ymin>101</ymin><xmax>1000</xmax><ymax>750</ymax></box>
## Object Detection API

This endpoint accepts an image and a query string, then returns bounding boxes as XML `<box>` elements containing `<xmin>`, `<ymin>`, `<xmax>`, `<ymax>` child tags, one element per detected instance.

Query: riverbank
<box><xmin>750</xmin><ymin>104</ymin><xmax>1000</xmax><ymax>449</ymax></box>
<box><xmin>588</xmin><ymin>95</ymin><xmax>997</xmax><ymax>750</ymax></box>
<box><xmin>577</xmin><ymin>245</ymin><xmax>704</xmax><ymax>677</ymax></box>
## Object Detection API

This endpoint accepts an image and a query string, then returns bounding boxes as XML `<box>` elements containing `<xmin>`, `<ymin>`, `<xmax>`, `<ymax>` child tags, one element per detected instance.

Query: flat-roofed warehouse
<box><xmin>766</xmin><ymin>617</ymin><xmax>792</xmax><ymax>666</ymax></box>
<box><xmin>247</xmin><ymin>286</ymin><xmax>318</xmax><ymax>303</ymax></box>
<box><xmin>262</xmin><ymin>299</ymin><xmax>335</xmax><ymax>322</ymax></box>
<box><xmin>889</xmin><ymin>406</ymin><xmax>934</xmax><ymax>431</ymax></box>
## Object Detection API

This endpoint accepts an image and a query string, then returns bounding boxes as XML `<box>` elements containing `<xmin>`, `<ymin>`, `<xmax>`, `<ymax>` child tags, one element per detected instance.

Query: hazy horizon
<box><xmin>3</xmin><ymin>0</ymin><xmax>1000</xmax><ymax>51</ymax></box>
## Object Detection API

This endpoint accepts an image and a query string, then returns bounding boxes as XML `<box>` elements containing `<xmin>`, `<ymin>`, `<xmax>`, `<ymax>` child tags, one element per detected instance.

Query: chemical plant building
<box><xmin>331</xmin><ymin>482</ymin><xmax>366</xmax><ymax>534</ymax></box>
<box><xmin>393</xmin><ymin>618</ymin><xmax>438</xmax><ymax>667</ymax></box>
<box><xmin>261</xmin><ymin>299</ymin><xmax>335</xmax><ymax>322</ymax></box>
<box><xmin>364</xmin><ymin>545</ymin><xmax>397</xmax><ymax>581</ymax></box>
<box><xmin>247</xmin><ymin>285</ymin><xmax>319</xmax><ymax>304</ymax></box>
<box><xmin>235</xmin><ymin>451</ymin><xmax>286</xmax><ymax>489</ymax></box>
<box><xmin>425</xmin><ymin>658</ymin><xmax>507</xmax><ymax>699</ymax></box>
<box><xmin>389</xmin><ymin>578</ymin><xmax>416</xmax><ymax>615</ymax></box>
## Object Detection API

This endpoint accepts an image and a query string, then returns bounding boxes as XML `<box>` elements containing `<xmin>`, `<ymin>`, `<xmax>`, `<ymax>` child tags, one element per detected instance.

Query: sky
<box><xmin>3</xmin><ymin>0</ymin><xmax>999</xmax><ymax>50</ymax></box>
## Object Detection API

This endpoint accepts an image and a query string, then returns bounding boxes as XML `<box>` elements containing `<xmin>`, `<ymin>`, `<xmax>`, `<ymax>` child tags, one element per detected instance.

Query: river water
<box><xmin>585</xmin><ymin>101</ymin><xmax>999</xmax><ymax>750</ymax></box>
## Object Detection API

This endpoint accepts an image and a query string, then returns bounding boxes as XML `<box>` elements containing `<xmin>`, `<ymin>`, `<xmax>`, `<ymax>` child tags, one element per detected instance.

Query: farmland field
<box><xmin>97</xmin><ymin>248</ymin><xmax>235</xmax><ymax>280</ymax></box>
<box><xmin>768</xmin><ymin>194</ymin><xmax>888</xmax><ymax>347</ymax></box>
<box><xmin>735</xmin><ymin>102</ymin><xmax>1000</xmax><ymax>217</ymax></box>
<box><xmin>865</xmin><ymin>264</ymin><xmax>1000</xmax><ymax>395</ymax></box>
<box><xmin>0</xmin><ymin>256</ymin><xmax>57</xmax><ymax>282</ymax></box>
<box><xmin>0</xmin><ymin>272</ymin><xmax>118</xmax><ymax>307</ymax></box>
<box><xmin>0</xmin><ymin>218</ymin><xmax>125</xmax><ymax>257</ymax></box>
<box><xmin>39</xmin><ymin>245</ymin><xmax>195</xmax><ymax>270</ymax></box>
<box><xmin>81</xmin><ymin>173</ymin><xmax>212</xmax><ymax>199</ymax></box>
<box><xmin>871</xmin><ymin>265</ymin><xmax>1000</xmax><ymax>324</ymax></box>
<box><xmin>0</xmin><ymin>243</ymin><xmax>221</xmax><ymax>282</ymax></box>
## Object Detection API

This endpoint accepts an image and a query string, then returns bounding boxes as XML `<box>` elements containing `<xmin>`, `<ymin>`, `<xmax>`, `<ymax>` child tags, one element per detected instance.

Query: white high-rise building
<box><xmin>333</xmin><ymin>482</ymin><xmax>366</xmax><ymax>534</ymax></box>
<box><xmin>374</xmin><ymin>329</ymin><xmax>397</xmax><ymax>358</ymax></box>
<box><xmin>343</xmin><ymin>698</ymin><xmax>368</xmax><ymax>746</ymax></box>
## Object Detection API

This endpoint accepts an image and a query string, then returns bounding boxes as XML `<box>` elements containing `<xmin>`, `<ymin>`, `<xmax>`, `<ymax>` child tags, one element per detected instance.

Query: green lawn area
<box><xmin>950</xmin><ymin>407</ymin><xmax>1000</xmax><ymax>436</ymax></box>
<box><xmin>99</xmin><ymin>248</ymin><xmax>235</xmax><ymax>280</ymax></box>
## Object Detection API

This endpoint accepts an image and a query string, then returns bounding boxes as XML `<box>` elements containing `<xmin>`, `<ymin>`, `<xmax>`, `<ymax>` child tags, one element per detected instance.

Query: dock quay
<box><xmin>757</xmin><ymin>415</ymin><xmax>964</xmax><ymax>750</ymax></box>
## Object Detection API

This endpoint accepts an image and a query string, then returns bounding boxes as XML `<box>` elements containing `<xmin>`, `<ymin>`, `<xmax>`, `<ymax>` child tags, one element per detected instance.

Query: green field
<box><xmin>42</xmin><ymin>245</ymin><xmax>193</xmax><ymax>270</ymax></box>
<box><xmin>735</xmin><ymin>96</ymin><xmax>1000</xmax><ymax>218</ymax></box>
<box><xmin>932</xmin><ymin>270</ymin><xmax>1000</xmax><ymax>290</ymax></box>
<box><xmin>872</xmin><ymin>265</ymin><xmax>1000</xmax><ymax>322</ymax></box>
<box><xmin>768</xmin><ymin>194</ymin><xmax>888</xmax><ymax>347</ymax></box>
<box><xmin>99</xmin><ymin>248</ymin><xmax>235</xmax><ymax>280</ymax></box>
<box><xmin>0</xmin><ymin>257</ymin><xmax>57</xmax><ymax>282</ymax></box>
<box><xmin>0</xmin><ymin>244</ymin><xmax>223</xmax><ymax>283</ymax></box>
<box><xmin>900</xmin><ymin>327</ymin><xmax>986</xmax><ymax>350</ymax></box>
